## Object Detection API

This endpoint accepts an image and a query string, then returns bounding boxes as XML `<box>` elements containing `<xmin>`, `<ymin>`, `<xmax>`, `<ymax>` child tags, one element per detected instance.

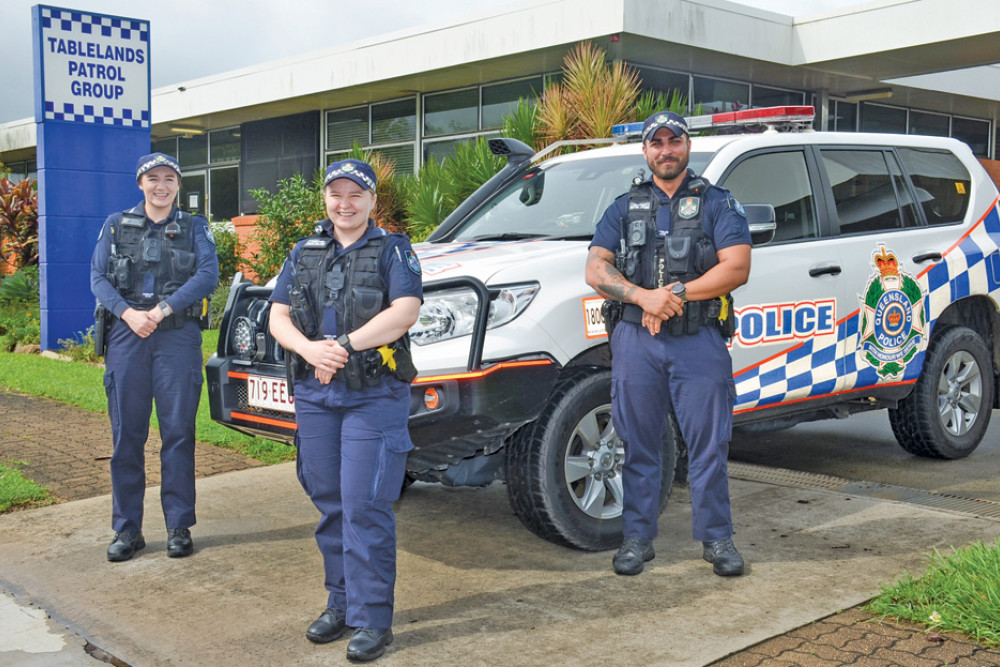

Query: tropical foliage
<box><xmin>0</xmin><ymin>176</ymin><xmax>39</xmax><ymax>270</ymax></box>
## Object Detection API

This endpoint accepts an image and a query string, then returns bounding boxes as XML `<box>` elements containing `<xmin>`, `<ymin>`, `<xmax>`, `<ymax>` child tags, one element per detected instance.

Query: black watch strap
<box><xmin>337</xmin><ymin>334</ymin><xmax>355</xmax><ymax>354</ymax></box>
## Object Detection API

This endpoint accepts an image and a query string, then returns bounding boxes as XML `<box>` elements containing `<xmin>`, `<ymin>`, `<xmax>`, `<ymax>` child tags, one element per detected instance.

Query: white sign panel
<box><xmin>36</xmin><ymin>5</ymin><xmax>149</xmax><ymax>127</ymax></box>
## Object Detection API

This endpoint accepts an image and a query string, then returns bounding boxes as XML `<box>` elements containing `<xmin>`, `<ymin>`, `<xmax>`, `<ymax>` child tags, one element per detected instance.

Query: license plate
<box><xmin>247</xmin><ymin>374</ymin><xmax>295</xmax><ymax>414</ymax></box>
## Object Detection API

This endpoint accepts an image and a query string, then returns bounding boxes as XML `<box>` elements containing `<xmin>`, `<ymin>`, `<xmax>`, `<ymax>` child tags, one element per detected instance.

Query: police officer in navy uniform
<box><xmin>268</xmin><ymin>159</ymin><xmax>422</xmax><ymax>662</ymax></box>
<box><xmin>585</xmin><ymin>111</ymin><xmax>752</xmax><ymax>577</ymax></box>
<box><xmin>90</xmin><ymin>152</ymin><xmax>219</xmax><ymax>562</ymax></box>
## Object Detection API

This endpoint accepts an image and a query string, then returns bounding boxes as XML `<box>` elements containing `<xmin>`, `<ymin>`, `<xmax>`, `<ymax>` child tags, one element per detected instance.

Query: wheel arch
<box><xmin>933</xmin><ymin>295</ymin><xmax>1000</xmax><ymax>409</ymax></box>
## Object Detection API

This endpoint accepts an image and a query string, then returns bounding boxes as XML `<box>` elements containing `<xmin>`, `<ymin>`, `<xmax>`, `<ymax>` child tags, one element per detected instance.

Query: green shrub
<box><xmin>58</xmin><ymin>326</ymin><xmax>101</xmax><ymax>363</ymax></box>
<box><xmin>0</xmin><ymin>176</ymin><xmax>39</xmax><ymax>270</ymax></box>
<box><xmin>0</xmin><ymin>266</ymin><xmax>39</xmax><ymax>304</ymax></box>
<box><xmin>0</xmin><ymin>303</ymin><xmax>41</xmax><ymax>351</ymax></box>
<box><xmin>402</xmin><ymin>136</ymin><xmax>505</xmax><ymax>242</ymax></box>
<box><xmin>211</xmin><ymin>220</ymin><xmax>244</xmax><ymax>284</ymax></box>
<box><xmin>246</xmin><ymin>172</ymin><xmax>325</xmax><ymax>281</ymax></box>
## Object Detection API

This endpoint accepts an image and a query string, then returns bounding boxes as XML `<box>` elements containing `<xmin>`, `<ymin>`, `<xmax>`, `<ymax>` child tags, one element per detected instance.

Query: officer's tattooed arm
<box><xmin>585</xmin><ymin>246</ymin><xmax>640</xmax><ymax>303</ymax></box>
<box><xmin>586</xmin><ymin>246</ymin><xmax>684</xmax><ymax>328</ymax></box>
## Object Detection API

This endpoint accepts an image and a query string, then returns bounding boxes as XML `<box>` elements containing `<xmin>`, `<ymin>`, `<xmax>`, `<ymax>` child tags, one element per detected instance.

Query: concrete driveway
<box><xmin>3</xmin><ymin>460</ymin><xmax>1000</xmax><ymax>666</ymax></box>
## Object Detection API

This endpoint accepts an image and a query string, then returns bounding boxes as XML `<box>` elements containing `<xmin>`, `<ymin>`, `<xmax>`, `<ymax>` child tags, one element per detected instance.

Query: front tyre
<box><xmin>889</xmin><ymin>325</ymin><xmax>994</xmax><ymax>459</ymax></box>
<box><xmin>505</xmin><ymin>368</ymin><xmax>677</xmax><ymax>551</ymax></box>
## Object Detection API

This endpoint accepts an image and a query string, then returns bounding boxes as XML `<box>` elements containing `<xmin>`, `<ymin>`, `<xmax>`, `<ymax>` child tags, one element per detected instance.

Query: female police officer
<box><xmin>90</xmin><ymin>152</ymin><xmax>219</xmax><ymax>562</ymax></box>
<box><xmin>268</xmin><ymin>159</ymin><xmax>422</xmax><ymax>662</ymax></box>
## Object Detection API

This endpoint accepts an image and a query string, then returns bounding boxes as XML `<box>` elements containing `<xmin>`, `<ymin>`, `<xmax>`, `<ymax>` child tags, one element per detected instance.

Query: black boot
<box><xmin>612</xmin><ymin>537</ymin><xmax>655</xmax><ymax>576</ymax></box>
<box><xmin>702</xmin><ymin>538</ymin><xmax>745</xmax><ymax>576</ymax></box>
<box><xmin>166</xmin><ymin>528</ymin><xmax>194</xmax><ymax>558</ymax></box>
<box><xmin>107</xmin><ymin>531</ymin><xmax>145</xmax><ymax>562</ymax></box>
<box><xmin>346</xmin><ymin>627</ymin><xmax>393</xmax><ymax>661</ymax></box>
<box><xmin>306</xmin><ymin>608</ymin><xmax>347</xmax><ymax>643</ymax></box>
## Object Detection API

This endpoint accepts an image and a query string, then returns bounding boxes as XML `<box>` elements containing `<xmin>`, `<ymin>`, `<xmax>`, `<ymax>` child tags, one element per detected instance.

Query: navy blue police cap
<box><xmin>324</xmin><ymin>159</ymin><xmax>377</xmax><ymax>192</ymax></box>
<box><xmin>136</xmin><ymin>152</ymin><xmax>182</xmax><ymax>181</ymax></box>
<box><xmin>642</xmin><ymin>111</ymin><xmax>689</xmax><ymax>142</ymax></box>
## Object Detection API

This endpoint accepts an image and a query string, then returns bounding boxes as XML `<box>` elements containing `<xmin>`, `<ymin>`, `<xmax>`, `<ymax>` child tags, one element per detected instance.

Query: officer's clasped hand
<box><xmin>638</xmin><ymin>286</ymin><xmax>685</xmax><ymax>336</ymax></box>
<box><xmin>123</xmin><ymin>307</ymin><xmax>158</xmax><ymax>338</ymax></box>
<box><xmin>300</xmin><ymin>339</ymin><xmax>349</xmax><ymax>385</ymax></box>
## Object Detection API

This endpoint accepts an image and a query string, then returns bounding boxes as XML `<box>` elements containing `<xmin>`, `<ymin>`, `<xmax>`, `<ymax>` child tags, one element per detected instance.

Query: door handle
<box><xmin>808</xmin><ymin>264</ymin><xmax>842</xmax><ymax>277</ymax></box>
<box><xmin>912</xmin><ymin>251</ymin><xmax>942</xmax><ymax>264</ymax></box>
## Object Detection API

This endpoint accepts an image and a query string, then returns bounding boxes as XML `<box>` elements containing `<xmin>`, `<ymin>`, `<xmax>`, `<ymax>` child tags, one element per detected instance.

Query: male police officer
<box><xmin>585</xmin><ymin>111</ymin><xmax>752</xmax><ymax>577</ymax></box>
<box><xmin>268</xmin><ymin>159</ymin><xmax>421</xmax><ymax>662</ymax></box>
<box><xmin>91</xmin><ymin>152</ymin><xmax>219</xmax><ymax>562</ymax></box>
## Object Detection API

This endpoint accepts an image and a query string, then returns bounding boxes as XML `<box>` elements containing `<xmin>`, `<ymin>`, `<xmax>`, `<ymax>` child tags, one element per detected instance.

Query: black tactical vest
<box><xmin>285</xmin><ymin>226</ymin><xmax>417</xmax><ymax>390</ymax></box>
<box><xmin>615</xmin><ymin>177</ymin><xmax>734</xmax><ymax>336</ymax></box>
<box><xmin>107</xmin><ymin>208</ymin><xmax>198</xmax><ymax>305</ymax></box>
<box><xmin>289</xmin><ymin>228</ymin><xmax>389</xmax><ymax>340</ymax></box>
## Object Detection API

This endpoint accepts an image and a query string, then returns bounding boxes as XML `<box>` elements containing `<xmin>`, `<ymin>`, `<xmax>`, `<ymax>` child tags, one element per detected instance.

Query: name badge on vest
<box><xmin>679</xmin><ymin>197</ymin><xmax>699</xmax><ymax>219</ymax></box>
<box><xmin>304</xmin><ymin>238</ymin><xmax>331</xmax><ymax>249</ymax></box>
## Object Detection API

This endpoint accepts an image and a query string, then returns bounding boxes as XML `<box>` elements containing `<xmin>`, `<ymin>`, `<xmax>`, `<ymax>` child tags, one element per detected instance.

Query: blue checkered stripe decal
<box><xmin>40</xmin><ymin>7</ymin><xmax>149</xmax><ymax>128</ymax></box>
<box><xmin>734</xmin><ymin>200</ymin><xmax>1000</xmax><ymax>413</ymax></box>
<box><xmin>43</xmin><ymin>100</ymin><xmax>149</xmax><ymax>127</ymax></box>
<box><xmin>40</xmin><ymin>7</ymin><xmax>148</xmax><ymax>41</ymax></box>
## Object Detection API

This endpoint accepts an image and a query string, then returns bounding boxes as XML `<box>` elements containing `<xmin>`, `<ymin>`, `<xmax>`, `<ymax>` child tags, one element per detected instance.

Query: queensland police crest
<box><xmin>857</xmin><ymin>245</ymin><xmax>926</xmax><ymax>378</ymax></box>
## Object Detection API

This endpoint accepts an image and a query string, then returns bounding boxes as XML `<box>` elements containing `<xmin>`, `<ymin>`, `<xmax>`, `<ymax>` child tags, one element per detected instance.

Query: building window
<box><xmin>210</xmin><ymin>166</ymin><xmax>240</xmax><ymax>221</ymax></box>
<box><xmin>372</xmin><ymin>99</ymin><xmax>416</xmax><ymax>144</ymax></box>
<box><xmin>210</xmin><ymin>128</ymin><xmax>241</xmax><ymax>164</ymax></box>
<box><xmin>327</xmin><ymin>106</ymin><xmax>369</xmax><ymax>151</ymax></box>
<box><xmin>424</xmin><ymin>88</ymin><xmax>479</xmax><ymax>137</ymax></box>
<box><xmin>908</xmin><ymin>110</ymin><xmax>949</xmax><ymax>137</ymax></box>
<box><xmin>634</xmin><ymin>67</ymin><xmax>690</xmax><ymax>108</ymax></box>
<box><xmin>752</xmin><ymin>86</ymin><xmax>804</xmax><ymax>108</ymax></box>
<box><xmin>178</xmin><ymin>134</ymin><xmax>208</xmax><ymax>167</ymax></box>
<box><xmin>860</xmin><ymin>104</ymin><xmax>906</xmax><ymax>133</ymax></box>
<box><xmin>693</xmin><ymin>76</ymin><xmax>749</xmax><ymax>113</ymax></box>
<box><xmin>827</xmin><ymin>101</ymin><xmax>858</xmax><ymax>132</ymax></box>
<box><xmin>952</xmin><ymin>116</ymin><xmax>990</xmax><ymax>157</ymax></box>
<box><xmin>482</xmin><ymin>76</ymin><xmax>543</xmax><ymax>129</ymax></box>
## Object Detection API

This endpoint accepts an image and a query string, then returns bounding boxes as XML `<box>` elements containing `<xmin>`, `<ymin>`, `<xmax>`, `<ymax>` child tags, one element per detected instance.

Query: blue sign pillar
<box><xmin>32</xmin><ymin>5</ymin><xmax>150</xmax><ymax>349</ymax></box>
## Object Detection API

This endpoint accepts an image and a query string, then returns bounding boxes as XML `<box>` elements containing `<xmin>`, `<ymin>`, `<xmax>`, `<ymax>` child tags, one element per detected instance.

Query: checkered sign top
<box><xmin>36</xmin><ymin>6</ymin><xmax>150</xmax><ymax>128</ymax></box>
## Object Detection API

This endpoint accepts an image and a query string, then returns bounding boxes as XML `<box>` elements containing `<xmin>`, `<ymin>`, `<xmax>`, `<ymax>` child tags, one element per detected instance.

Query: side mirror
<box><xmin>744</xmin><ymin>204</ymin><xmax>776</xmax><ymax>246</ymax></box>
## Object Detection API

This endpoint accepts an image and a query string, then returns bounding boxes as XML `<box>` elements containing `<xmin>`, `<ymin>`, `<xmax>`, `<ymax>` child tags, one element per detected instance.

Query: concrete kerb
<box><xmin>2</xmin><ymin>462</ymin><xmax>999</xmax><ymax>667</ymax></box>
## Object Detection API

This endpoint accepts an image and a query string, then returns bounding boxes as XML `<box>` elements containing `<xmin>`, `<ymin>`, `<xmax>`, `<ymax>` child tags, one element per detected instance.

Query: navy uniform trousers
<box><xmin>611</xmin><ymin>321</ymin><xmax>736</xmax><ymax>542</ymax></box>
<box><xmin>103</xmin><ymin>318</ymin><xmax>203</xmax><ymax>533</ymax></box>
<box><xmin>293</xmin><ymin>374</ymin><xmax>412</xmax><ymax>630</ymax></box>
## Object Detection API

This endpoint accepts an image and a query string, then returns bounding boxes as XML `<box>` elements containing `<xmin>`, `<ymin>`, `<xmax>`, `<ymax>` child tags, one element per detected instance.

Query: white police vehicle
<box><xmin>207</xmin><ymin>106</ymin><xmax>1000</xmax><ymax>551</ymax></box>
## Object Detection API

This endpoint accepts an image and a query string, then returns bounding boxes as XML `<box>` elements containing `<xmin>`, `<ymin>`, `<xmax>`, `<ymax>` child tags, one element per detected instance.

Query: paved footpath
<box><xmin>3</xmin><ymin>389</ymin><xmax>1000</xmax><ymax>666</ymax></box>
<box><xmin>0</xmin><ymin>390</ymin><xmax>259</xmax><ymax>503</ymax></box>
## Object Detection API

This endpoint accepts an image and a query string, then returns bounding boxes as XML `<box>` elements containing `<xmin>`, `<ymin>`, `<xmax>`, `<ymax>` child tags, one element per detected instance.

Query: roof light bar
<box><xmin>611</xmin><ymin>106</ymin><xmax>815</xmax><ymax>139</ymax></box>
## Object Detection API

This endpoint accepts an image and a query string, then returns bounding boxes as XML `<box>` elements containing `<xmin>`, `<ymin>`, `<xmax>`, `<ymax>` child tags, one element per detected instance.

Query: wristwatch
<box><xmin>337</xmin><ymin>333</ymin><xmax>355</xmax><ymax>354</ymax></box>
<box><xmin>670</xmin><ymin>282</ymin><xmax>688</xmax><ymax>303</ymax></box>
<box><xmin>157</xmin><ymin>301</ymin><xmax>173</xmax><ymax>317</ymax></box>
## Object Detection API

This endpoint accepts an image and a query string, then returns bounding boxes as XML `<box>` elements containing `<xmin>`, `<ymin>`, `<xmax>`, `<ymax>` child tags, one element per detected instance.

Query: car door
<box><xmin>813</xmin><ymin>145</ymin><xmax>970</xmax><ymax>392</ymax></box>
<box><xmin>717</xmin><ymin>147</ymin><xmax>850</xmax><ymax>417</ymax></box>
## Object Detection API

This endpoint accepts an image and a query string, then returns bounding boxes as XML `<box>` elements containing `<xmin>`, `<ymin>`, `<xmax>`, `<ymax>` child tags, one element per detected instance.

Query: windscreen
<box><xmin>449</xmin><ymin>152</ymin><xmax>714</xmax><ymax>242</ymax></box>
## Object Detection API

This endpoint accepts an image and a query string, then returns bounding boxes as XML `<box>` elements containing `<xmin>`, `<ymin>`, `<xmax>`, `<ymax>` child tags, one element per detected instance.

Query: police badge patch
<box><xmin>857</xmin><ymin>245</ymin><xmax>926</xmax><ymax>379</ymax></box>
<box><xmin>405</xmin><ymin>250</ymin><xmax>422</xmax><ymax>275</ymax></box>
<box><xmin>678</xmin><ymin>197</ymin><xmax>699</xmax><ymax>219</ymax></box>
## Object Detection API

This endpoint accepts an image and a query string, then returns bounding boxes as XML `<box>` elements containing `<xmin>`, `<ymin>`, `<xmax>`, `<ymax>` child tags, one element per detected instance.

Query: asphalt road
<box><xmin>729</xmin><ymin>408</ymin><xmax>1000</xmax><ymax>503</ymax></box>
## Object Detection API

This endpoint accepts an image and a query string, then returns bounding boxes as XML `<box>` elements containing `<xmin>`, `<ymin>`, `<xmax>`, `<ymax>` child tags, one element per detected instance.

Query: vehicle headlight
<box><xmin>409</xmin><ymin>283</ymin><xmax>539</xmax><ymax>346</ymax></box>
<box><xmin>231</xmin><ymin>316</ymin><xmax>257</xmax><ymax>359</ymax></box>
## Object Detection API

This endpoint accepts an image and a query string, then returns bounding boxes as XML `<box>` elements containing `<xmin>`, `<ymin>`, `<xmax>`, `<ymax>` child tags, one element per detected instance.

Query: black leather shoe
<box><xmin>703</xmin><ymin>538</ymin><xmax>745</xmax><ymax>576</ymax></box>
<box><xmin>107</xmin><ymin>531</ymin><xmax>145</xmax><ymax>562</ymax></box>
<box><xmin>306</xmin><ymin>608</ymin><xmax>347</xmax><ymax>644</ymax></box>
<box><xmin>612</xmin><ymin>536</ymin><xmax>655</xmax><ymax>576</ymax></box>
<box><xmin>166</xmin><ymin>528</ymin><xmax>194</xmax><ymax>558</ymax></box>
<box><xmin>346</xmin><ymin>627</ymin><xmax>393</xmax><ymax>662</ymax></box>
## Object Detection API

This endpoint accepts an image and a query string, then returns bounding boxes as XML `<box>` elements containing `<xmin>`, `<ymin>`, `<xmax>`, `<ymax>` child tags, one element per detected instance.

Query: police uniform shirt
<box><xmin>90</xmin><ymin>203</ymin><xmax>219</xmax><ymax>317</ymax></box>
<box><xmin>590</xmin><ymin>170</ymin><xmax>752</xmax><ymax>256</ymax></box>
<box><xmin>270</xmin><ymin>220</ymin><xmax>423</xmax><ymax>338</ymax></box>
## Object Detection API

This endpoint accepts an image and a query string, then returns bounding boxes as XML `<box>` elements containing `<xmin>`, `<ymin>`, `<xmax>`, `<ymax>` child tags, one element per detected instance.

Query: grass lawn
<box><xmin>0</xmin><ymin>329</ymin><xmax>294</xmax><ymax>466</ymax></box>
<box><xmin>0</xmin><ymin>460</ymin><xmax>52</xmax><ymax>512</ymax></box>
<box><xmin>866</xmin><ymin>539</ymin><xmax>1000</xmax><ymax>646</ymax></box>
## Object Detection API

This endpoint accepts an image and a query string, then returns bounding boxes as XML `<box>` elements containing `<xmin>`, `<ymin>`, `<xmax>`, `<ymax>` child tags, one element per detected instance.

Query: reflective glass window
<box><xmin>424</xmin><ymin>88</ymin><xmax>478</xmax><ymax>137</ymax></box>
<box><xmin>327</xmin><ymin>106</ymin><xmax>368</xmax><ymax>151</ymax></box>
<box><xmin>721</xmin><ymin>150</ymin><xmax>817</xmax><ymax>243</ymax></box>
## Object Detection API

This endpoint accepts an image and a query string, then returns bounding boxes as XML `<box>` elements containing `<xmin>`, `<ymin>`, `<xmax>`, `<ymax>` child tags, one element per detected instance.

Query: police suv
<box><xmin>207</xmin><ymin>106</ymin><xmax>1000</xmax><ymax>551</ymax></box>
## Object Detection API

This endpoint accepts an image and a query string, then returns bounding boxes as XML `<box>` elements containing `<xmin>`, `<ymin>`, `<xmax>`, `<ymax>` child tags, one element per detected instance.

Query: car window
<box><xmin>719</xmin><ymin>150</ymin><xmax>818</xmax><ymax>243</ymax></box>
<box><xmin>897</xmin><ymin>147</ymin><xmax>972</xmax><ymax>226</ymax></box>
<box><xmin>820</xmin><ymin>149</ymin><xmax>915</xmax><ymax>235</ymax></box>
<box><xmin>449</xmin><ymin>152</ymin><xmax>715</xmax><ymax>242</ymax></box>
